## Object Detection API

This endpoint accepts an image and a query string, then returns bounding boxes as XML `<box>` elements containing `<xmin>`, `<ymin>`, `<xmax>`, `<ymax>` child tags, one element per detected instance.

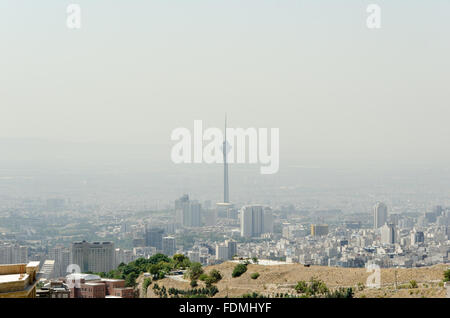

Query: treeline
<box><xmin>92</xmin><ymin>253</ymin><xmax>191</xmax><ymax>287</ymax></box>
<box><xmin>152</xmin><ymin>283</ymin><xmax>219</xmax><ymax>298</ymax></box>
<box><xmin>294</xmin><ymin>277</ymin><xmax>354</xmax><ymax>298</ymax></box>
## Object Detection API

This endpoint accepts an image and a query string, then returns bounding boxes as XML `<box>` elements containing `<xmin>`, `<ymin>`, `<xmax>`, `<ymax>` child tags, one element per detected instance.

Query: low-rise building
<box><xmin>0</xmin><ymin>262</ymin><xmax>40</xmax><ymax>298</ymax></box>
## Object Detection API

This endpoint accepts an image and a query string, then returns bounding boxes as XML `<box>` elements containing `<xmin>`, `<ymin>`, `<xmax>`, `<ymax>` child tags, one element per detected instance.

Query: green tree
<box><xmin>125</xmin><ymin>272</ymin><xmax>138</xmax><ymax>287</ymax></box>
<box><xmin>173</xmin><ymin>254</ymin><xmax>191</xmax><ymax>269</ymax></box>
<box><xmin>186</xmin><ymin>262</ymin><xmax>204</xmax><ymax>280</ymax></box>
<box><xmin>149</xmin><ymin>264</ymin><xmax>161</xmax><ymax>278</ymax></box>
<box><xmin>148</xmin><ymin>253</ymin><xmax>171</xmax><ymax>265</ymax></box>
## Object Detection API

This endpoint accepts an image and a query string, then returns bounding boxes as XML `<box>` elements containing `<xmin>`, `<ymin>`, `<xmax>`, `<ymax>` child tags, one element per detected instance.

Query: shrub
<box><xmin>444</xmin><ymin>269</ymin><xmax>450</xmax><ymax>282</ymax></box>
<box><xmin>204</xmin><ymin>276</ymin><xmax>214</xmax><ymax>288</ymax></box>
<box><xmin>294</xmin><ymin>278</ymin><xmax>329</xmax><ymax>297</ymax></box>
<box><xmin>409</xmin><ymin>280</ymin><xmax>418</xmax><ymax>289</ymax></box>
<box><xmin>190</xmin><ymin>280</ymin><xmax>198</xmax><ymax>288</ymax></box>
<box><xmin>232</xmin><ymin>264</ymin><xmax>248</xmax><ymax>278</ymax></box>
<box><xmin>295</xmin><ymin>281</ymin><xmax>308</xmax><ymax>293</ymax></box>
<box><xmin>326</xmin><ymin>287</ymin><xmax>354</xmax><ymax>298</ymax></box>
<box><xmin>142</xmin><ymin>278</ymin><xmax>152</xmax><ymax>292</ymax></box>
<box><xmin>251</xmin><ymin>272</ymin><xmax>260</xmax><ymax>280</ymax></box>
<box><xmin>209</xmin><ymin>269</ymin><xmax>223</xmax><ymax>283</ymax></box>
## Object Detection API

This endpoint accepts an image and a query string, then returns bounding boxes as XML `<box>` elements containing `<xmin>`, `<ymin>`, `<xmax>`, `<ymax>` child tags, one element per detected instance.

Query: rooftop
<box><xmin>66</xmin><ymin>273</ymin><xmax>101</xmax><ymax>281</ymax></box>
<box><xmin>0</xmin><ymin>273</ymin><xmax>29</xmax><ymax>284</ymax></box>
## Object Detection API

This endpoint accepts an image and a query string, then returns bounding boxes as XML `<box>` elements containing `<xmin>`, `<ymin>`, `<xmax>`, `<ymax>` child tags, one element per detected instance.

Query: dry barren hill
<box><xmin>143</xmin><ymin>262</ymin><xmax>449</xmax><ymax>298</ymax></box>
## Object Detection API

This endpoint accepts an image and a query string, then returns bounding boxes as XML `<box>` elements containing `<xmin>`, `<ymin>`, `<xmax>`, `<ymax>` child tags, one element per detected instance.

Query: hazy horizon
<box><xmin>1</xmin><ymin>1</ymin><xmax>450</xmax><ymax>206</ymax></box>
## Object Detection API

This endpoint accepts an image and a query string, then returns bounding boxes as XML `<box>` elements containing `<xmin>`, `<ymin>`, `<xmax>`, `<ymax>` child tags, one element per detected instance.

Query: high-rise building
<box><xmin>433</xmin><ymin>205</ymin><xmax>444</xmax><ymax>216</ymax></box>
<box><xmin>71</xmin><ymin>241</ymin><xmax>114</xmax><ymax>273</ymax></box>
<box><xmin>410</xmin><ymin>229</ymin><xmax>425</xmax><ymax>246</ymax></box>
<box><xmin>373</xmin><ymin>202</ymin><xmax>388</xmax><ymax>229</ymax></box>
<box><xmin>311</xmin><ymin>224</ymin><xmax>329</xmax><ymax>237</ymax></box>
<box><xmin>263</xmin><ymin>207</ymin><xmax>274</xmax><ymax>234</ymax></box>
<box><xmin>240</xmin><ymin>205</ymin><xmax>264</xmax><ymax>238</ymax></box>
<box><xmin>226</xmin><ymin>240</ymin><xmax>237</xmax><ymax>259</ymax></box>
<box><xmin>216</xmin><ymin>202</ymin><xmax>234</xmax><ymax>219</ymax></box>
<box><xmin>162</xmin><ymin>237</ymin><xmax>176</xmax><ymax>256</ymax></box>
<box><xmin>183</xmin><ymin>201</ymin><xmax>202</xmax><ymax>227</ymax></box>
<box><xmin>114</xmin><ymin>248</ymin><xmax>135</xmax><ymax>267</ymax></box>
<box><xmin>215</xmin><ymin>244</ymin><xmax>229</xmax><ymax>261</ymax></box>
<box><xmin>424</xmin><ymin>212</ymin><xmax>437</xmax><ymax>224</ymax></box>
<box><xmin>187</xmin><ymin>251</ymin><xmax>200</xmax><ymax>263</ymax></box>
<box><xmin>203</xmin><ymin>209</ymin><xmax>217</xmax><ymax>226</ymax></box>
<box><xmin>175</xmin><ymin>195</ymin><xmax>202</xmax><ymax>227</ymax></box>
<box><xmin>380</xmin><ymin>223</ymin><xmax>396</xmax><ymax>245</ymax></box>
<box><xmin>49</xmin><ymin>246</ymin><xmax>71</xmax><ymax>278</ymax></box>
<box><xmin>175</xmin><ymin>194</ymin><xmax>189</xmax><ymax>210</ymax></box>
<box><xmin>215</xmin><ymin>240</ymin><xmax>237</xmax><ymax>261</ymax></box>
<box><xmin>40</xmin><ymin>260</ymin><xmax>55</xmax><ymax>279</ymax></box>
<box><xmin>145</xmin><ymin>227</ymin><xmax>164</xmax><ymax>250</ymax></box>
<box><xmin>0</xmin><ymin>244</ymin><xmax>28</xmax><ymax>265</ymax></box>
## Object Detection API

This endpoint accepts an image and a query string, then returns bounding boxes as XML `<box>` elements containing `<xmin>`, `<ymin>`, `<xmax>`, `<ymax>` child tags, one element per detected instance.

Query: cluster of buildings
<box><xmin>65</xmin><ymin>273</ymin><xmax>134</xmax><ymax>298</ymax></box>
<box><xmin>0</xmin><ymin>244</ymin><xmax>28</xmax><ymax>265</ymax></box>
<box><xmin>235</xmin><ymin>202</ymin><xmax>449</xmax><ymax>269</ymax></box>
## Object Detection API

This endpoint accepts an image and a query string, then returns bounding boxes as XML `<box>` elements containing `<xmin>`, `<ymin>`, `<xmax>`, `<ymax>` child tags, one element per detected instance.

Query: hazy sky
<box><xmin>1</xmin><ymin>0</ymin><xmax>450</xmax><ymax>169</ymax></box>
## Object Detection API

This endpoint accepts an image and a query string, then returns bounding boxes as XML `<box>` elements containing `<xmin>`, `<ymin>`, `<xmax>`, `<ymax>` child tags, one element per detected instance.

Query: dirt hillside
<box><xmin>143</xmin><ymin>262</ymin><xmax>449</xmax><ymax>298</ymax></box>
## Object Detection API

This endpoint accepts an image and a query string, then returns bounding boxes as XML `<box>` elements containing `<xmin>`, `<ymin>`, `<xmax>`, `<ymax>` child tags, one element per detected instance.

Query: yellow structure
<box><xmin>311</xmin><ymin>224</ymin><xmax>329</xmax><ymax>237</ymax></box>
<box><xmin>0</xmin><ymin>262</ymin><xmax>40</xmax><ymax>298</ymax></box>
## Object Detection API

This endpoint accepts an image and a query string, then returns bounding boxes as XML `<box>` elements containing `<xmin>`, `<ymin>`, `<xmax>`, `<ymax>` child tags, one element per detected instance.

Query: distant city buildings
<box><xmin>40</xmin><ymin>260</ymin><xmax>55</xmax><ymax>279</ymax></box>
<box><xmin>263</xmin><ymin>207</ymin><xmax>274</xmax><ymax>233</ymax></box>
<box><xmin>175</xmin><ymin>194</ymin><xmax>202</xmax><ymax>227</ymax></box>
<box><xmin>46</xmin><ymin>198</ymin><xmax>66</xmax><ymax>211</ymax></box>
<box><xmin>215</xmin><ymin>244</ymin><xmax>229</xmax><ymax>261</ymax></box>
<box><xmin>215</xmin><ymin>239</ymin><xmax>237</xmax><ymax>261</ymax></box>
<box><xmin>49</xmin><ymin>246</ymin><xmax>70</xmax><ymax>278</ymax></box>
<box><xmin>374</xmin><ymin>202</ymin><xmax>388</xmax><ymax>229</ymax></box>
<box><xmin>145</xmin><ymin>226</ymin><xmax>164</xmax><ymax>250</ymax></box>
<box><xmin>114</xmin><ymin>248</ymin><xmax>135</xmax><ymax>267</ymax></box>
<box><xmin>311</xmin><ymin>224</ymin><xmax>329</xmax><ymax>237</ymax></box>
<box><xmin>183</xmin><ymin>201</ymin><xmax>202</xmax><ymax>227</ymax></box>
<box><xmin>410</xmin><ymin>229</ymin><xmax>425</xmax><ymax>246</ymax></box>
<box><xmin>0</xmin><ymin>244</ymin><xmax>28</xmax><ymax>265</ymax></box>
<box><xmin>380</xmin><ymin>223</ymin><xmax>396</xmax><ymax>245</ymax></box>
<box><xmin>240</xmin><ymin>205</ymin><xmax>274</xmax><ymax>238</ymax></box>
<box><xmin>162</xmin><ymin>236</ymin><xmax>176</xmax><ymax>256</ymax></box>
<box><xmin>71</xmin><ymin>241</ymin><xmax>115</xmax><ymax>273</ymax></box>
<box><xmin>241</xmin><ymin>205</ymin><xmax>263</xmax><ymax>238</ymax></box>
